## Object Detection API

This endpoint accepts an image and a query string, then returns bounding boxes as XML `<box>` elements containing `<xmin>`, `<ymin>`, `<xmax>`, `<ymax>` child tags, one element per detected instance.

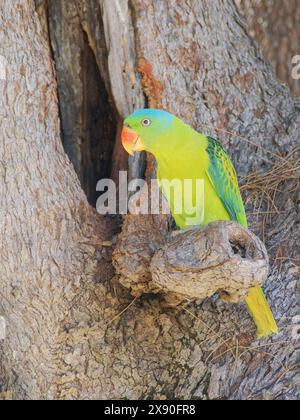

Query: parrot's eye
<box><xmin>142</xmin><ymin>118</ymin><xmax>152</xmax><ymax>127</ymax></box>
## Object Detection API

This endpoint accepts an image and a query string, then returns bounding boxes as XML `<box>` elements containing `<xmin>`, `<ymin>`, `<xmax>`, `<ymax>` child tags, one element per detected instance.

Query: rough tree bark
<box><xmin>0</xmin><ymin>0</ymin><xmax>299</xmax><ymax>400</ymax></box>
<box><xmin>236</xmin><ymin>0</ymin><xmax>300</xmax><ymax>98</ymax></box>
<box><xmin>114</xmin><ymin>219</ymin><xmax>270</xmax><ymax>305</ymax></box>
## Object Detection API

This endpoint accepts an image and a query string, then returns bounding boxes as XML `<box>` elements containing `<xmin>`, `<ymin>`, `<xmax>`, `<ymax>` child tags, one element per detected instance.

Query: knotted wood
<box><xmin>114</xmin><ymin>219</ymin><xmax>269</xmax><ymax>305</ymax></box>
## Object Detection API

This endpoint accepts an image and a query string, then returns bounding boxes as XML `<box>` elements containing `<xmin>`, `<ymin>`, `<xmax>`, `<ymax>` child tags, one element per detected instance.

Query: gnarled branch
<box><xmin>114</xmin><ymin>217</ymin><xmax>269</xmax><ymax>306</ymax></box>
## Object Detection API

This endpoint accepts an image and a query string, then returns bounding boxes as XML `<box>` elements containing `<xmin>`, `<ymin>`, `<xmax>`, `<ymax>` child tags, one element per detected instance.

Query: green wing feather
<box><xmin>205</xmin><ymin>137</ymin><xmax>278</xmax><ymax>337</ymax></box>
<box><xmin>206</xmin><ymin>136</ymin><xmax>247</xmax><ymax>228</ymax></box>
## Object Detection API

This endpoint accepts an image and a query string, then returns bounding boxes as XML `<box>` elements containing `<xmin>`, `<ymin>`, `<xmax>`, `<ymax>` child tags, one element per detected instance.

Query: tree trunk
<box><xmin>0</xmin><ymin>0</ymin><xmax>299</xmax><ymax>400</ymax></box>
<box><xmin>236</xmin><ymin>0</ymin><xmax>300</xmax><ymax>98</ymax></box>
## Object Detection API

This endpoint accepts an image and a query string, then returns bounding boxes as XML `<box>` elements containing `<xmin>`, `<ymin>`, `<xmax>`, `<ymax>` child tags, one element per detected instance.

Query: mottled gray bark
<box><xmin>0</xmin><ymin>0</ymin><xmax>114</xmax><ymax>399</ymax></box>
<box><xmin>236</xmin><ymin>0</ymin><xmax>300</xmax><ymax>98</ymax></box>
<box><xmin>0</xmin><ymin>0</ymin><xmax>299</xmax><ymax>400</ymax></box>
<box><xmin>115</xmin><ymin>218</ymin><xmax>270</xmax><ymax>304</ymax></box>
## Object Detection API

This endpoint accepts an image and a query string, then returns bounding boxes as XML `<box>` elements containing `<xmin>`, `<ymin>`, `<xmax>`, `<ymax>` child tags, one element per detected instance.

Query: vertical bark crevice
<box><xmin>45</xmin><ymin>0</ymin><xmax>120</xmax><ymax>206</ymax></box>
<box><xmin>81</xmin><ymin>29</ymin><xmax>118</xmax><ymax>205</ymax></box>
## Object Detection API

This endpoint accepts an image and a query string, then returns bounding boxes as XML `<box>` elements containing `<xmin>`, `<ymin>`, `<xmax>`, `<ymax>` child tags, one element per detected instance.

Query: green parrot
<box><xmin>121</xmin><ymin>109</ymin><xmax>278</xmax><ymax>338</ymax></box>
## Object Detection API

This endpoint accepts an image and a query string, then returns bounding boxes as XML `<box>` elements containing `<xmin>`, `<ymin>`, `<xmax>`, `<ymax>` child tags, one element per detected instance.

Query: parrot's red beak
<box><xmin>121</xmin><ymin>126</ymin><xmax>145</xmax><ymax>156</ymax></box>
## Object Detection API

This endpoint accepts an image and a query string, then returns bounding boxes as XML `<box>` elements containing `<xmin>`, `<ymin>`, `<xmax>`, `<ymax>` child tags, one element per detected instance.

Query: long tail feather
<box><xmin>245</xmin><ymin>286</ymin><xmax>278</xmax><ymax>338</ymax></box>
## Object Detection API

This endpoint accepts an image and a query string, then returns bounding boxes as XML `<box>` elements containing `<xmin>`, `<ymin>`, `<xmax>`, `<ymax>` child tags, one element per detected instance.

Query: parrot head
<box><xmin>121</xmin><ymin>109</ymin><xmax>175</xmax><ymax>156</ymax></box>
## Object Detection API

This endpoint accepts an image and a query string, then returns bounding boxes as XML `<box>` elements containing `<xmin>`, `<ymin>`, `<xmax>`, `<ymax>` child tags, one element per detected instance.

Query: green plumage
<box><xmin>123</xmin><ymin>109</ymin><xmax>278</xmax><ymax>337</ymax></box>
<box><xmin>206</xmin><ymin>136</ymin><xmax>248</xmax><ymax>228</ymax></box>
